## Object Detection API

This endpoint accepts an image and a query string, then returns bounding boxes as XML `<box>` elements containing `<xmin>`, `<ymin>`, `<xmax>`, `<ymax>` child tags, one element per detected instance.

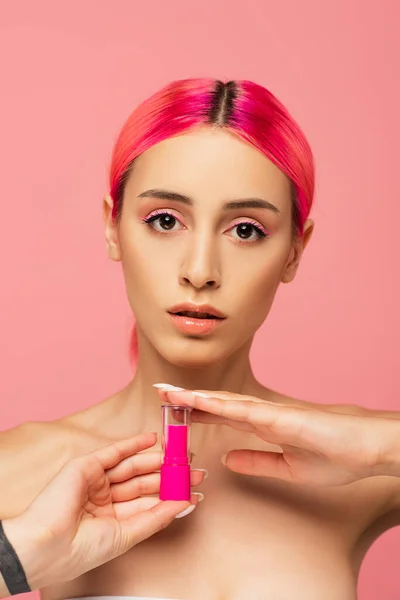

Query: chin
<box><xmin>158</xmin><ymin>337</ymin><xmax>232</xmax><ymax>369</ymax></box>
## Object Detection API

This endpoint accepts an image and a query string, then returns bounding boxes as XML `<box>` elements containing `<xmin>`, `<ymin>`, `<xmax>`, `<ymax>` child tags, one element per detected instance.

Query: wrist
<box><xmin>1</xmin><ymin>516</ymin><xmax>52</xmax><ymax>592</ymax></box>
<box><xmin>372</xmin><ymin>419</ymin><xmax>400</xmax><ymax>478</ymax></box>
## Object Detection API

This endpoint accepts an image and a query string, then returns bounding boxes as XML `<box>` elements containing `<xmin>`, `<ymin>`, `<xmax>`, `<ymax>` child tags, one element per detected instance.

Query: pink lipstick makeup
<box><xmin>159</xmin><ymin>404</ymin><xmax>192</xmax><ymax>501</ymax></box>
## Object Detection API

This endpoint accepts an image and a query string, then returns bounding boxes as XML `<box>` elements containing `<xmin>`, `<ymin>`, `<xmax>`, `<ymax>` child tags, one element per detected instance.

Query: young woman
<box><xmin>1</xmin><ymin>77</ymin><xmax>399</xmax><ymax>600</ymax></box>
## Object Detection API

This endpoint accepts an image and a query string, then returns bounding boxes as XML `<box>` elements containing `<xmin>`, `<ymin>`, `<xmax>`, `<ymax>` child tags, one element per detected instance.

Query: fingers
<box><xmin>111</xmin><ymin>468</ymin><xmax>207</xmax><ymax>502</ymax></box>
<box><xmin>88</xmin><ymin>433</ymin><xmax>158</xmax><ymax>471</ymax></box>
<box><xmin>162</xmin><ymin>390</ymin><xmax>263</xmax><ymax>425</ymax></box>
<box><xmin>224</xmin><ymin>449</ymin><xmax>294</xmax><ymax>482</ymax></box>
<box><xmin>188</xmin><ymin>410</ymin><xmax>226</xmax><ymax>424</ymax></box>
<box><xmin>155</xmin><ymin>384</ymin><xmax>244</xmax><ymax>403</ymax></box>
<box><xmin>156</xmin><ymin>386</ymin><xmax>267</xmax><ymax>429</ymax></box>
<box><xmin>106</xmin><ymin>451</ymin><xmax>162</xmax><ymax>484</ymax></box>
<box><xmin>114</xmin><ymin>492</ymin><xmax>203</xmax><ymax>520</ymax></box>
<box><xmin>161</xmin><ymin>388</ymin><xmax>306</xmax><ymax>446</ymax></box>
<box><xmin>189</xmin><ymin>410</ymin><xmax>256</xmax><ymax>433</ymax></box>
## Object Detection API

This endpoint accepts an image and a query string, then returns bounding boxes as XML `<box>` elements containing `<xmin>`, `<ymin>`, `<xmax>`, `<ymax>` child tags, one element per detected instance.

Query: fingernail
<box><xmin>193</xmin><ymin>492</ymin><xmax>204</xmax><ymax>502</ymax></box>
<box><xmin>194</xmin><ymin>468</ymin><xmax>209</xmax><ymax>480</ymax></box>
<box><xmin>175</xmin><ymin>505</ymin><xmax>196</xmax><ymax>519</ymax></box>
<box><xmin>221</xmin><ymin>454</ymin><xmax>227</xmax><ymax>466</ymax></box>
<box><xmin>153</xmin><ymin>383</ymin><xmax>185</xmax><ymax>392</ymax></box>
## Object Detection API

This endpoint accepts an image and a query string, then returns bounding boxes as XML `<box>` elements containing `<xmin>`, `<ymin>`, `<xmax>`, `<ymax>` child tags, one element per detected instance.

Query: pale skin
<box><xmin>1</xmin><ymin>126</ymin><xmax>399</xmax><ymax>600</ymax></box>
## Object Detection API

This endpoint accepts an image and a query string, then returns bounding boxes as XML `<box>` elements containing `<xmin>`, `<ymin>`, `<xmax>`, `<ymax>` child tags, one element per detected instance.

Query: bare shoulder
<box><xmin>0</xmin><ymin>407</ymin><xmax>111</xmax><ymax>518</ymax></box>
<box><xmin>61</xmin><ymin>386</ymin><xmax>134</xmax><ymax>439</ymax></box>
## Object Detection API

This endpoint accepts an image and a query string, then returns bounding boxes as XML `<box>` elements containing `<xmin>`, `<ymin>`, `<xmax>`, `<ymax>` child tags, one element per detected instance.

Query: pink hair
<box><xmin>107</xmin><ymin>78</ymin><xmax>315</xmax><ymax>364</ymax></box>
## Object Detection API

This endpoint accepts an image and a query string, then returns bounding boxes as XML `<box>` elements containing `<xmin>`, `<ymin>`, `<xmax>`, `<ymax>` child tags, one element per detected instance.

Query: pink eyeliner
<box><xmin>159</xmin><ymin>405</ymin><xmax>192</xmax><ymax>501</ymax></box>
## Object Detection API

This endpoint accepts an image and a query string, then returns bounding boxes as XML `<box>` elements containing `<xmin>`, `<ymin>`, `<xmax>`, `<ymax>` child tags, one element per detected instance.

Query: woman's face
<box><xmin>104</xmin><ymin>127</ymin><xmax>313</xmax><ymax>367</ymax></box>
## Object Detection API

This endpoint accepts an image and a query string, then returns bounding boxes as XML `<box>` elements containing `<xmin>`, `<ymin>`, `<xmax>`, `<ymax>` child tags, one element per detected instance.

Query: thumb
<box><xmin>222</xmin><ymin>449</ymin><xmax>293</xmax><ymax>482</ymax></box>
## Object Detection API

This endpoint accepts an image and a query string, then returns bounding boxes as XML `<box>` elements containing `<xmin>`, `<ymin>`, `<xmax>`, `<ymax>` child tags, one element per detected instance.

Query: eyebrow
<box><xmin>137</xmin><ymin>188</ymin><xmax>280</xmax><ymax>214</ymax></box>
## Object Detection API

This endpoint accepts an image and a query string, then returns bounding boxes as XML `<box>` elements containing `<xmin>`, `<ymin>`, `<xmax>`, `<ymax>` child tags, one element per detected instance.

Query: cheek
<box><xmin>232</xmin><ymin>242</ymin><xmax>288</xmax><ymax>286</ymax></box>
<box><xmin>119</xmin><ymin>227</ymin><xmax>178</xmax><ymax>299</ymax></box>
<box><xmin>228</xmin><ymin>243</ymin><xmax>289</xmax><ymax>313</ymax></box>
<box><xmin>240</xmin><ymin>264</ymin><xmax>280</xmax><ymax>309</ymax></box>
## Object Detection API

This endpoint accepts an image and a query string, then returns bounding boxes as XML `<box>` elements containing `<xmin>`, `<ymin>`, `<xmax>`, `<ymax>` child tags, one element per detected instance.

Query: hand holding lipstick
<box><xmin>0</xmin><ymin>432</ymin><xmax>204</xmax><ymax>596</ymax></box>
<box><xmin>156</xmin><ymin>385</ymin><xmax>400</xmax><ymax>487</ymax></box>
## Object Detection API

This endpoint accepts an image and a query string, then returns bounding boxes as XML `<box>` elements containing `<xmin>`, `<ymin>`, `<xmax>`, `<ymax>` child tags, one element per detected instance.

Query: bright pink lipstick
<box><xmin>159</xmin><ymin>405</ymin><xmax>192</xmax><ymax>501</ymax></box>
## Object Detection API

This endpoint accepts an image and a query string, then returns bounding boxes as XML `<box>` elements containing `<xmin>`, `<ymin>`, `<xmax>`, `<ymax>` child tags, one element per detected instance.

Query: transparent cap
<box><xmin>161</xmin><ymin>405</ymin><xmax>192</xmax><ymax>465</ymax></box>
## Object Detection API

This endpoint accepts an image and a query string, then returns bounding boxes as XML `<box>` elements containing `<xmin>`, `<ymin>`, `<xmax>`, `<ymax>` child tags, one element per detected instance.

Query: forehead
<box><xmin>124</xmin><ymin>127</ymin><xmax>292</xmax><ymax>212</ymax></box>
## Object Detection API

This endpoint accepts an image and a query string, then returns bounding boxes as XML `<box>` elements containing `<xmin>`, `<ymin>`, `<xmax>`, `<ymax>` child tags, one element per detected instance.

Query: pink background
<box><xmin>0</xmin><ymin>1</ymin><xmax>398</xmax><ymax>598</ymax></box>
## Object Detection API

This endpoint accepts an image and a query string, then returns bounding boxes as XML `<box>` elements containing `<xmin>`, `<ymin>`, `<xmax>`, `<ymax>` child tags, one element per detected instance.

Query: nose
<box><xmin>179</xmin><ymin>233</ymin><xmax>221</xmax><ymax>290</ymax></box>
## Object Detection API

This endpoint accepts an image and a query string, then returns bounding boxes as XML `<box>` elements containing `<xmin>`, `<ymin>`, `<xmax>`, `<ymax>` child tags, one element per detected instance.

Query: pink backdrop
<box><xmin>0</xmin><ymin>1</ymin><xmax>398</xmax><ymax>598</ymax></box>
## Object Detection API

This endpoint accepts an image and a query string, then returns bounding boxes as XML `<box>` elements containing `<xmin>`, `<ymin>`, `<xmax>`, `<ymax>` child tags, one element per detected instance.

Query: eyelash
<box><xmin>142</xmin><ymin>210</ymin><xmax>184</xmax><ymax>228</ymax></box>
<box><xmin>141</xmin><ymin>210</ymin><xmax>269</xmax><ymax>242</ymax></box>
<box><xmin>232</xmin><ymin>219</ymin><xmax>269</xmax><ymax>240</ymax></box>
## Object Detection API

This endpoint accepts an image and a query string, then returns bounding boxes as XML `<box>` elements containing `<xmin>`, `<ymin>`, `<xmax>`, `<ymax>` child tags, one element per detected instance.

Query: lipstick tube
<box><xmin>159</xmin><ymin>405</ymin><xmax>192</xmax><ymax>501</ymax></box>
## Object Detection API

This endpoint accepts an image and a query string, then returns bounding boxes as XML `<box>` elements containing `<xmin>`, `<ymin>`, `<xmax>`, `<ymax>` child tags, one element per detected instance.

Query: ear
<box><xmin>103</xmin><ymin>193</ymin><xmax>122</xmax><ymax>262</ymax></box>
<box><xmin>281</xmin><ymin>219</ymin><xmax>314</xmax><ymax>284</ymax></box>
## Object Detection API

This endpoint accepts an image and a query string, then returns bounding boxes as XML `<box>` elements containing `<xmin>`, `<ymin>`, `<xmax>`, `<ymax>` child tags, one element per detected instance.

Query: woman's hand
<box><xmin>158</xmin><ymin>386</ymin><xmax>400</xmax><ymax>486</ymax></box>
<box><xmin>2</xmin><ymin>432</ymin><xmax>204</xmax><ymax>593</ymax></box>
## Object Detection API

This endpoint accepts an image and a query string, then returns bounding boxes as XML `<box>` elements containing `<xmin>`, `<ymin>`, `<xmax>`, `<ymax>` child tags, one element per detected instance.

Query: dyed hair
<box><xmin>107</xmin><ymin>78</ymin><xmax>315</xmax><ymax>362</ymax></box>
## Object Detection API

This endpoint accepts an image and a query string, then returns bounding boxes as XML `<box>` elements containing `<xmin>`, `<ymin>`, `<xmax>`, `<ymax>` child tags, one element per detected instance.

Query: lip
<box><xmin>167</xmin><ymin>303</ymin><xmax>226</xmax><ymax>337</ymax></box>
<box><xmin>167</xmin><ymin>303</ymin><xmax>227</xmax><ymax>320</ymax></box>
<box><xmin>168</xmin><ymin>313</ymin><xmax>224</xmax><ymax>336</ymax></box>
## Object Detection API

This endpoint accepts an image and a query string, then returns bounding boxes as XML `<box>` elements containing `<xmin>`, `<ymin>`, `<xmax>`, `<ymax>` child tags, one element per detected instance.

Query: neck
<box><xmin>120</xmin><ymin>329</ymin><xmax>261</xmax><ymax>447</ymax></box>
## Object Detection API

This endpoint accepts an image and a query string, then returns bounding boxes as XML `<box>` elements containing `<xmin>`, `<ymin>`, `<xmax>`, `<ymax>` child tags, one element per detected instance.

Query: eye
<box><xmin>228</xmin><ymin>221</ymin><xmax>269</xmax><ymax>242</ymax></box>
<box><xmin>142</xmin><ymin>210</ymin><xmax>184</xmax><ymax>233</ymax></box>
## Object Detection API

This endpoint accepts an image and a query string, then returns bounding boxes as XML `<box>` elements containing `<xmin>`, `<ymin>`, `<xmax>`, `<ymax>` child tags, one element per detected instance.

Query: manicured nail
<box><xmin>175</xmin><ymin>505</ymin><xmax>196</xmax><ymax>519</ymax></box>
<box><xmin>153</xmin><ymin>383</ymin><xmax>185</xmax><ymax>392</ymax></box>
<box><xmin>194</xmin><ymin>468</ymin><xmax>208</xmax><ymax>480</ymax></box>
<box><xmin>192</xmin><ymin>492</ymin><xmax>204</xmax><ymax>502</ymax></box>
<box><xmin>221</xmin><ymin>454</ymin><xmax>227</xmax><ymax>466</ymax></box>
